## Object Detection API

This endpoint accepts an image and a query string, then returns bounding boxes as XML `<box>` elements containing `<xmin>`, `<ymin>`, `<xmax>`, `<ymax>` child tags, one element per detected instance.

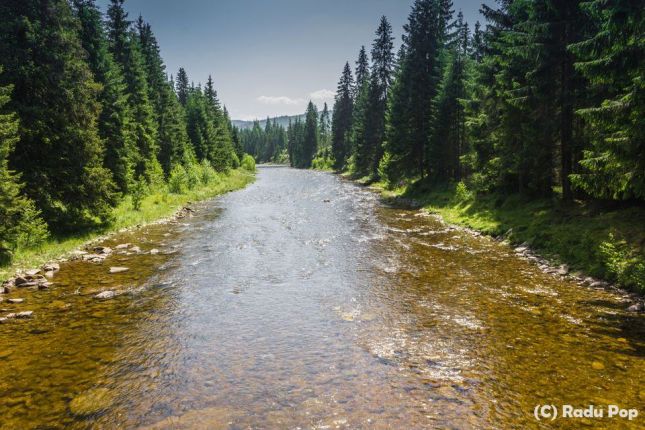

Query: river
<box><xmin>0</xmin><ymin>167</ymin><xmax>643</xmax><ymax>429</ymax></box>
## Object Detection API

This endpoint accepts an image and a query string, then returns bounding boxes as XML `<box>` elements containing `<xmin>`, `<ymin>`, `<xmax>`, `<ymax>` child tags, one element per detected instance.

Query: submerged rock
<box><xmin>94</xmin><ymin>290</ymin><xmax>117</xmax><ymax>300</ymax></box>
<box><xmin>627</xmin><ymin>302</ymin><xmax>644</xmax><ymax>313</ymax></box>
<box><xmin>69</xmin><ymin>387</ymin><xmax>114</xmax><ymax>417</ymax></box>
<box><xmin>130</xmin><ymin>246</ymin><xmax>141</xmax><ymax>253</ymax></box>
<box><xmin>557</xmin><ymin>264</ymin><xmax>569</xmax><ymax>276</ymax></box>
<box><xmin>149</xmin><ymin>248</ymin><xmax>160</xmax><ymax>255</ymax></box>
<box><xmin>41</xmin><ymin>262</ymin><xmax>60</xmax><ymax>273</ymax></box>
<box><xmin>93</xmin><ymin>246</ymin><xmax>112</xmax><ymax>255</ymax></box>
<box><xmin>7</xmin><ymin>298</ymin><xmax>24</xmax><ymax>304</ymax></box>
<box><xmin>115</xmin><ymin>243</ymin><xmax>130</xmax><ymax>250</ymax></box>
<box><xmin>109</xmin><ymin>267</ymin><xmax>129</xmax><ymax>274</ymax></box>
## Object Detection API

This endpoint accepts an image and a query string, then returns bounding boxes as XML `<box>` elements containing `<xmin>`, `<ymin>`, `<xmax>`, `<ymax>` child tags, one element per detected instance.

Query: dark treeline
<box><xmin>325</xmin><ymin>0</ymin><xmax>643</xmax><ymax>204</ymax></box>
<box><xmin>0</xmin><ymin>0</ymin><xmax>248</xmax><ymax>262</ymax></box>
<box><xmin>239</xmin><ymin>102</ymin><xmax>332</xmax><ymax>169</ymax></box>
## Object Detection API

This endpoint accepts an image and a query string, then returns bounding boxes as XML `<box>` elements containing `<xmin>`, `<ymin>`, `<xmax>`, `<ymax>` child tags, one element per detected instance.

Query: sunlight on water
<box><xmin>0</xmin><ymin>167</ymin><xmax>642</xmax><ymax>429</ymax></box>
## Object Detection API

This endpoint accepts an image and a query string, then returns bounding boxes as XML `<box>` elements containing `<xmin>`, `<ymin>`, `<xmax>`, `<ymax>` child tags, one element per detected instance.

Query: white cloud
<box><xmin>257</xmin><ymin>95</ymin><xmax>305</xmax><ymax>106</ymax></box>
<box><xmin>309</xmin><ymin>89</ymin><xmax>335</xmax><ymax>101</ymax></box>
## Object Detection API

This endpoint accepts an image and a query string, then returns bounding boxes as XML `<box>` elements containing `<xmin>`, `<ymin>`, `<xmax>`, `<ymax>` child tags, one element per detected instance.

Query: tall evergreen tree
<box><xmin>382</xmin><ymin>0</ymin><xmax>452</xmax><ymax>182</ymax></box>
<box><xmin>331</xmin><ymin>62</ymin><xmax>354</xmax><ymax>170</ymax></box>
<box><xmin>107</xmin><ymin>0</ymin><xmax>162</xmax><ymax>184</ymax></box>
<box><xmin>350</xmin><ymin>47</ymin><xmax>371</xmax><ymax>175</ymax></box>
<box><xmin>570</xmin><ymin>0</ymin><xmax>644</xmax><ymax>200</ymax></box>
<box><xmin>0</xmin><ymin>72</ymin><xmax>48</xmax><ymax>262</ymax></box>
<box><xmin>319</xmin><ymin>102</ymin><xmax>331</xmax><ymax>148</ymax></box>
<box><xmin>175</xmin><ymin>67</ymin><xmax>190</xmax><ymax>106</ymax></box>
<box><xmin>365</xmin><ymin>16</ymin><xmax>395</xmax><ymax>178</ymax></box>
<box><xmin>301</xmin><ymin>101</ymin><xmax>319</xmax><ymax>168</ymax></box>
<box><xmin>0</xmin><ymin>0</ymin><xmax>117</xmax><ymax>230</ymax></box>
<box><xmin>74</xmin><ymin>0</ymin><xmax>135</xmax><ymax>193</ymax></box>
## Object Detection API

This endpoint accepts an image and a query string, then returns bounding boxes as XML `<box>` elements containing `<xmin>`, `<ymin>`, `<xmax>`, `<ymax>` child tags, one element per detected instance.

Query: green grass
<box><xmin>1</xmin><ymin>169</ymin><xmax>255</xmax><ymax>280</ymax></box>
<box><xmin>375</xmin><ymin>179</ymin><xmax>645</xmax><ymax>293</ymax></box>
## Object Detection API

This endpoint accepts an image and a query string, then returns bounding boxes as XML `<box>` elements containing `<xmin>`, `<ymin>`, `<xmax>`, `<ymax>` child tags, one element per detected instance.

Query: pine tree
<box><xmin>350</xmin><ymin>47</ymin><xmax>371</xmax><ymax>176</ymax></box>
<box><xmin>570</xmin><ymin>0</ymin><xmax>644</xmax><ymax>200</ymax></box>
<box><xmin>319</xmin><ymin>102</ymin><xmax>331</xmax><ymax>148</ymax></box>
<box><xmin>0</xmin><ymin>0</ymin><xmax>117</xmax><ymax>230</ymax></box>
<box><xmin>382</xmin><ymin>0</ymin><xmax>452</xmax><ymax>182</ymax></box>
<box><xmin>365</xmin><ymin>16</ymin><xmax>395</xmax><ymax>178</ymax></box>
<box><xmin>175</xmin><ymin>67</ymin><xmax>190</xmax><ymax>106</ymax></box>
<box><xmin>0</xmin><ymin>72</ymin><xmax>48</xmax><ymax>262</ymax></box>
<box><xmin>205</xmin><ymin>75</ymin><xmax>235</xmax><ymax>170</ymax></box>
<box><xmin>331</xmin><ymin>62</ymin><xmax>354</xmax><ymax>170</ymax></box>
<box><xmin>107</xmin><ymin>0</ymin><xmax>161</xmax><ymax>184</ymax></box>
<box><xmin>74</xmin><ymin>0</ymin><xmax>135</xmax><ymax>193</ymax></box>
<box><xmin>301</xmin><ymin>102</ymin><xmax>319</xmax><ymax>168</ymax></box>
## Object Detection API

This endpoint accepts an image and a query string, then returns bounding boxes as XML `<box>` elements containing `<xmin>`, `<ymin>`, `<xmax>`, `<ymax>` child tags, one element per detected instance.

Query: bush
<box><xmin>185</xmin><ymin>162</ymin><xmax>202</xmax><ymax>190</ymax></box>
<box><xmin>199</xmin><ymin>159</ymin><xmax>219</xmax><ymax>185</ymax></box>
<box><xmin>168</xmin><ymin>164</ymin><xmax>189</xmax><ymax>194</ymax></box>
<box><xmin>131</xmin><ymin>179</ymin><xmax>148</xmax><ymax>211</ymax></box>
<box><xmin>454</xmin><ymin>181</ymin><xmax>473</xmax><ymax>202</ymax></box>
<box><xmin>241</xmin><ymin>154</ymin><xmax>256</xmax><ymax>172</ymax></box>
<box><xmin>599</xmin><ymin>234</ymin><xmax>645</xmax><ymax>290</ymax></box>
<box><xmin>312</xmin><ymin>147</ymin><xmax>334</xmax><ymax>170</ymax></box>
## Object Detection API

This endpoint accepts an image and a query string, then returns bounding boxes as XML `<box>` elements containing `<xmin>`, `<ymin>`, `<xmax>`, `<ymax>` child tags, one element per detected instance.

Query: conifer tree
<box><xmin>301</xmin><ymin>102</ymin><xmax>319</xmax><ymax>168</ymax></box>
<box><xmin>175</xmin><ymin>67</ymin><xmax>190</xmax><ymax>106</ymax></box>
<box><xmin>0</xmin><ymin>0</ymin><xmax>117</xmax><ymax>229</ymax></box>
<box><xmin>74</xmin><ymin>0</ymin><xmax>135</xmax><ymax>193</ymax></box>
<box><xmin>107</xmin><ymin>0</ymin><xmax>162</xmax><ymax>184</ymax></box>
<box><xmin>570</xmin><ymin>0</ymin><xmax>644</xmax><ymax>200</ymax></box>
<box><xmin>350</xmin><ymin>47</ymin><xmax>371</xmax><ymax>176</ymax></box>
<box><xmin>331</xmin><ymin>62</ymin><xmax>354</xmax><ymax>170</ymax></box>
<box><xmin>0</xmin><ymin>72</ymin><xmax>48</xmax><ymax>262</ymax></box>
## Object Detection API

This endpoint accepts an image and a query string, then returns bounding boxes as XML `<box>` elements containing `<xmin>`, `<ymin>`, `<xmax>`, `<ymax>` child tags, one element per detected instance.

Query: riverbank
<box><xmin>359</xmin><ymin>177</ymin><xmax>645</xmax><ymax>294</ymax></box>
<box><xmin>0</xmin><ymin>168</ymin><xmax>255</xmax><ymax>281</ymax></box>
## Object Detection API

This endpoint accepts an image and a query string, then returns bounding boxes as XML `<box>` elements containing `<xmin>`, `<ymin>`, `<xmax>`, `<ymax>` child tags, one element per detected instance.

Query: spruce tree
<box><xmin>107</xmin><ymin>0</ymin><xmax>162</xmax><ymax>184</ymax></box>
<box><xmin>383</xmin><ymin>0</ymin><xmax>452</xmax><ymax>181</ymax></box>
<box><xmin>365</xmin><ymin>16</ymin><xmax>395</xmax><ymax>178</ymax></box>
<box><xmin>350</xmin><ymin>47</ymin><xmax>371</xmax><ymax>176</ymax></box>
<box><xmin>0</xmin><ymin>0</ymin><xmax>117</xmax><ymax>230</ymax></box>
<box><xmin>302</xmin><ymin>102</ymin><xmax>319</xmax><ymax>168</ymax></box>
<box><xmin>175</xmin><ymin>67</ymin><xmax>190</xmax><ymax>106</ymax></box>
<box><xmin>570</xmin><ymin>0</ymin><xmax>644</xmax><ymax>200</ymax></box>
<box><xmin>74</xmin><ymin>0</ymin><xmax>135</xmax><ymax>193</ymax></box>
<box><xmin>331</xmin><ymin>62</ymin><xmax>354</xmax><ymax>170</ymax></box>
<box><xmin>0</xmin><ymin>72</ymin><xmax>48</xmax><ymax>262</ymax></box>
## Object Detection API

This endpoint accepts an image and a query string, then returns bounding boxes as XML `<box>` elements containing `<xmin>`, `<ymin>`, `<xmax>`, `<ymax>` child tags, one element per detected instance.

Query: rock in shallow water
<box><xmin>109</xmin><ymin>267</ymin><xmax>129</xmax><ymax>274</ymax></box>
<box><xmin>94</xmin><ymin>290</ymin><xmax>117</xmax><ymax>300</ymax></box>
<box><xmin>69</xmin><ymin>387</ymin><xmax>114</xmax><ymax>417</ymax></box>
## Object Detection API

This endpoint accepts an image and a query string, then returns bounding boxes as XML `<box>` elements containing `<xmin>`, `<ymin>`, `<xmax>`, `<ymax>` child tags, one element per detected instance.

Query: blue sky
<box><xmin>96</xmin><ymin>0</ymin><xmax>491</xmax><ymax>120</ymax></box>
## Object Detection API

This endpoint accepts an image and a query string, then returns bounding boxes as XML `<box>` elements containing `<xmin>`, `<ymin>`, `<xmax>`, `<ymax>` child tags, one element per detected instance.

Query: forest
<box><xmin>0</xmin><ymin>0</ymin><xmax>254</xmax><ymax>266</ymax></box>
<box><xmin>246</xmin><ymin>0</ymin><xmax>643</xmax><ymax>290</ymax></box>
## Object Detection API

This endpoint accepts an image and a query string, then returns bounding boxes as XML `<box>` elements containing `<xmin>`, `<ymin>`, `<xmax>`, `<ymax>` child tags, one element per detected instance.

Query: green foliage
<box><xmin>0</xmin><ymin>75</ymin><xmax>49</xmax><ymax>262</ymax></box>
<box><xmin>599</xmin><ymin>234</ymin><xmax>645</xmax><ymax>289</ymax></box>
<box><xmin>131</xmin><ymin>178</ymin><xmax>147</xmax><ymax>211</ymax></box>
<box><xmin>312</xmin><ymin>146</ymin><xmax>335</xmax><ymax>171</ymax></box>
<box><xmin>331</xmin><ymin>62</ymin><xmax>354</xmax><ymax>170</ymax></box>
<box><xmin>0</xmin><ymin>0</ymin><xmax>117</xmax><ymax>231</ymax></box>
<box><xmin>241</xmin><ymin>154</ymin><xmax>256</xmax><ymax>172</ymax></box>
<box><xmin>168</xmin><ymin>164</ymin><xmax>189</xmax><ymax>194</ymax></box>
<box><xmin>239</xmin><ymin>117</ymin><xmax>288</xmax><ymax>163</ymax></box>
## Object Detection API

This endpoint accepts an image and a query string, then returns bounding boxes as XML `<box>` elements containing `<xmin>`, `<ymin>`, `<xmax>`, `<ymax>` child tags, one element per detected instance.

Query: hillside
<box><xmin>232</xmin><ymin>114</ymin><xmax>305</xmax><ymax>130</ymax></box>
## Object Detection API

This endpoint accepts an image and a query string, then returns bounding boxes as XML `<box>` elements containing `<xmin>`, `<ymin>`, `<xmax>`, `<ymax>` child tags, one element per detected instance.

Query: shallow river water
<box><xmin>0</xmin><ymin>167</ymin><xmax>643</xmax><ymax>429</ymax></box>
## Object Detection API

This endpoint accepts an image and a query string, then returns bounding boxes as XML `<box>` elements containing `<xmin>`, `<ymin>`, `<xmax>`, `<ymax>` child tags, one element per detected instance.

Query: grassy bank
<box><xmin>0</xmin><ymin>169</ymin><xmax>255</xmax><ymax>280</ymax></box>
<box><xmin>370</xmin><ymin>179</ymin><xmax>645</xmax><ymax>293</ymax></box>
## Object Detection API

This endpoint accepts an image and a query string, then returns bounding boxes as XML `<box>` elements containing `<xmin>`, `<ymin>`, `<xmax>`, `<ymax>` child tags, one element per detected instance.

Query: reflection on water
<box><xmin>0</xmin><ymin>167</ymin><xmax>643</xmax><ymax>429</ymax></box>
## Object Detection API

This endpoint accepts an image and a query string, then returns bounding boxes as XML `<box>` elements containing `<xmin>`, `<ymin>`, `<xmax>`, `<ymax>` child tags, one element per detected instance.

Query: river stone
<box><xmin>149</xmin><ymin>248</ymin><xmax>160</xmax><ymax>255</ymax></box>
<box><xmin>24</xmin><ymin>269</ymin><xmax>40</xmax><ymax>276</ymax></box>
<box><xmin>626</xmin><ymin>302</ymin><xmax>644</xmax><ymax>312</ymax></box>
<box><xmin>94</xmin><ymin>246</ymin><xmax>112</xmax><ymax>255</ymax></box>
<box><xmin>115</xmin><ymin>243</ymin><xmax>130</xmax><ymax>249</ymax></box>
<box><xmin>130</xmin><ymin>246</ymin><xmax>141</xmax><ymax>253</ymax></box>
<box><xmin>7</xmin><ymin>298</ymin><xmax>24</xmax><ymax>304</ymax></box>
<box><xmin>557</xmin><ymin>264</ymin><xmax>569</xmax><ymax>275</ymax></box>
<box><xmin>69</xmin><ymin>387</ymin><xmax>114</xmax><ymax>417</ymax></box>
<box><xmin>95</xmin><ymin>290</ymin><xmax>116</xmax><ymax>300</ymax></box>
<box><xmin>41</xmin><ymin>262</ymin><xmax>60</xmax><ymax>272</ymax></box>
<box><xmin>109</xmin><ymin>267</ymin><xmax>129</xmax><ymax>274</ymax></box>
<box><xmin>591</xmin><ymin>361</ymin><xmax>605</xmax><ymax>370</ymax></box>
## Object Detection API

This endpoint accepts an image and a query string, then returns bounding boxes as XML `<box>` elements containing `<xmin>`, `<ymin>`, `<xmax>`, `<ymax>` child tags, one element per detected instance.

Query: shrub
<box><xmin>599</xmin><ymin>234</ymin><xmax>645</xmax><ymax>290</ymax></box>
<box><xmin>241</xmin><ymin>154</ymin><xmax>256</xmax><ymax>172</ymax></box>
<box><xmin>185</xmin><ymin>162</ymin><xmax>201</xmax><ymax>190</ymax></box>
<box><xmin>168</xmin><ymin>164</ymin><xmax>189</xmax><ymax>194</ymax></box>
<box><xmin>199</xmin><ymin>159</ymin><xmax>219</xmax><ymax>185</ymax></box>
<box><xmin>131</xmin><ymin>179</ymin><xmax>148</xmax><ymax>211</ymax></box>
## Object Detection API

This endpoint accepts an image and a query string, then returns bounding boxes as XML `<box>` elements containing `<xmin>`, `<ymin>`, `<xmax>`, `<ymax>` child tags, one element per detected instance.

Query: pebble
<box><xmin>115</xmin><ymin>243</ymin><xmax>130</xmax><ymax>249</ymax></box>
<box><xmin>7</xmin><ymin>298</ymin><xmax>24</xmax><ymax>304</ymax></box>
<box><xmin>130</xmin><ymin>246</ymin><xmax>141</xmax><ymax>253</ymax></box>
<box><xmin>109</xmin><ymin>267</ymin><xmax>129</xmax><ymax>274</ymax></box>
<box><xmin>149</xmin><ymin>248</ymin><xmax>160</xmax><ymax>255</ymax></box>
<box><xmin>94</xmin><ymin>290</ymin><xmax>117</xmax><ymax>300</ymax></box>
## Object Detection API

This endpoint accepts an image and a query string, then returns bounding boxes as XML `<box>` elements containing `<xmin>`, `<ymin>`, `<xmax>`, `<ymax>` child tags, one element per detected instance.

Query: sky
<box><xmin>96</xmin><ymin>0</ymin><xmax>491</xmax><ymax>121</ymax></box>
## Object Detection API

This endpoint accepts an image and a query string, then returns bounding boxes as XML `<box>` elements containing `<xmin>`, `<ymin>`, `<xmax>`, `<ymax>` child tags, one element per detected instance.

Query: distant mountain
<box><xmin>232</xmin><ymin>114</ymin><xmax>305</xmax><ymax>130</ymax></box>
